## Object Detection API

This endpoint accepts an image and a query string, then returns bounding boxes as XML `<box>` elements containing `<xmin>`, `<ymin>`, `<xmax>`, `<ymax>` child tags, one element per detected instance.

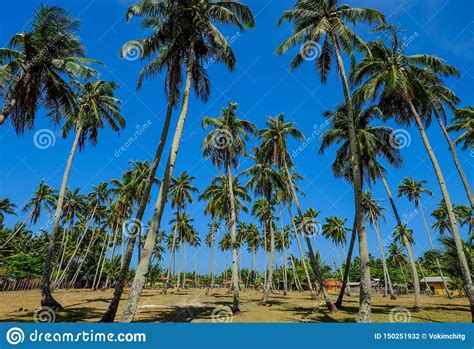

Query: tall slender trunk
<box><xmin>408</xmin><ymin>100</ymin><xmax>474</xmax><ymax>320</ymax></box>
<box><xmin>54</xmin><ymin>204</ymin><xmax>97</xmax><ymax>288</ymax></box>
<box><xmin>182</xmin><ymin>242</ymin><xmax>187</xmax><ymax>289</ymax></box>
<box><xmin>226</xmin><ymin>162</ymin><xmax>240</xmax><ymax>312</ymax></box>
<box><xmin>70</xmin><ymin>229</ymin><xmax>98</xmax><ymax>287</ymax></box>
<box><xmin>380</xmin><ymin>172</ymin><xmax>421</xmax><ymax>309</ymax></box>
<box><xmin>287</xmin><ymin>205</ymin><xmax>315</xmax><ymax>298</ymax></box>
<box><xmin>101</xmin><ymin>68</ymin><xmax>178</xmax><ymax>323</ymax></box>
<box><xmin>41</xmin><ymin>127</ymin><xmax>82</xmax><ymax>310</ymax></box>
<box><xmin>332</xmin><ymin>37</ymin><xmax>369</xmax><ymax>321</ymax></box>
<box><xmin>371</xmin><ymin>216</ymin><xmax>396</xmax><ymax>300</ymax></box>
<box><xmin>262</xmin><ymin>219</ymin><xmax>275</xmax><ymax>304</ymax></box>
<box><xmin>289</xmin><ymin>254</ymin><xmax>303</xmax><ymax>291</ymax></box>
<box><xmin>418</xmin><ymin>199</ymin><xmax>452</xmax><ymax>298</ymax></box>
<box><xmin>434</xmin><ymin>114</ymin><xmax>473</xmax><ymax>207</ymax></box>
<box><xmin>92</xmin><ymin>233</ymin><xmax>109</xmax><ymax>290</ymax></box>
<box><xmin>399</xmin><ymin>262</ymin><xmax>410</xmax><ymax>294</ymax></box>
<box><xmin>163</xmin><ymin>217</ymin><xmax>179</xmax><ymax>294</ymax></box>
<box><xmin>105</xmin><ymin>223</ymin><xmax>119</xmax><ymax>288</ymax></box>
<box><xmin>177</xmin><ymin>240</ymin><xmax>182</xmax><ymax>290</ymax></box>
<box><xmin>284</xmin><ymin>163</ymin><xmax>335</xmax><ymax>310</ymax></box>
<box><xmin>206</xmin><ymin>224</ymin><xmax>214</xmax><ymax>295</ymax></box>
<box><xmin>0</xmin><ymin>211</ymin><xmax>33</xmax><ymax>249</ymax></box>
<box><xmin>335</xmin><ymin>217</ymin><xmax>356</xmax><ymax>306</ymax></box>
<box><xmin>120</xmin><ymin>43</ymin><xmax>195</xmax><ymax>323</ymax></box>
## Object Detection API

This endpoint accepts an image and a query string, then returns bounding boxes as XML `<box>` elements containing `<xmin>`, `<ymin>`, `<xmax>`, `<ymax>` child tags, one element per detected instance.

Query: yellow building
<box><xmin>420</xmin><ymin>276</ymin><xmax>451</xmax><ymax>295</ymax></box>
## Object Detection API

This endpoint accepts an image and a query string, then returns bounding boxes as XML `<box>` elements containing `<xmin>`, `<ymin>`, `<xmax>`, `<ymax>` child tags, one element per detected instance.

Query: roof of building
<box><xmin>420</xmin><ymin>276</ymin><xmax>451</xmax><ymax>283</ymax></box>
<box><xmin>325</xmin><ymin>280</ymin><xmax>342</xmax><ymax>286</ymax></box>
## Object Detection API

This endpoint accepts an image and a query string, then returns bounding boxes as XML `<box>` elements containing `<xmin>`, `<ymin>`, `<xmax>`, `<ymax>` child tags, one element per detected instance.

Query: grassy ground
<box><xmin>0</xmin><ymin>288</ymin><xmax>470</xmax><ymax>322</ymax></box>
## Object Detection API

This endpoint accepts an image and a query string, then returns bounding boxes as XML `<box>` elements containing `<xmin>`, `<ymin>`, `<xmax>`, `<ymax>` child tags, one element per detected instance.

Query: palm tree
<box><xmin>201</xmin><ymin>101</ymin><xmax>256</xmax><ymax>312</ymax></box>
<box><xmin>387</xmin><ymin>242</ymin><xmax>410</xmax><ymax>293</ymax></box>
<box><xmin>41</xmin><ymin>79</ymin><xmax>124</xmax><ymax>310</ymax></box>
<box><xmin>0</xmin><ymin>4</ymin><xmax>98</xmax><ymax>130</ymax></box>
<box><xmin>258</xmin><ymin>113</ymin><xmax>333</xmax><ymax>307</ymax></box>
<box><xmin>319</xmin><ymin>103</ymin><xmax>403</xmax><ymax>307</ymax></box>
<box><xmin>162</xmin><ymin>172</ymin><xmax>198</xmax><ymax>293</ymax></box>
<box><xmin>121</xmin><ymin>0</ymin><xmax>255</xmax><ymax>323</ymax></box>
<box><xmin>448</xmin><ymin>107</ymin><xmax>473</xmax><ymax>151</ymax></box>
<box><xmin>204</xmin><ymin>220</ymin><xmax>220</xmax><ymax>294</ymax></box>
<box><xmin>322</xmin><ymin>217</ymin><xmax>349</xmax><ymax>247</ymax></box>
<box><xmin>398</xmin><ymin>178</ymin><xmax>452</xmax><ymax>297</ymax></box>
<box><xmin>22</xmin><ymin>182</ymin><xmax>56</xmax><ymax>226</ymax></box>
<box><xmin>361</xmin><ymin>192</ymin><xmax>396</xmax><ymax>300</ymax></box>
<box><xmin>0</xmin><ymin>199</ymin><xmax>16</xmax><ymax>229</ymax></box>
<box><xmin>278</xmin><ymin>1</ymin><xmax>385</xmax><ymax>322</ymax></box>
<box><xmin>244</xmin><ymin>223</ymin><xmax>261</xmax><ymax>288</ymax></box>
<box><xmin>352</xmin><ymin>31</ymin><xmax>474</xmax><ymax>319</ymax></box>
<box><xmin>275</xmin><ymin>225</ymin><xmax>291</xmax><ymax>295</ymax></box>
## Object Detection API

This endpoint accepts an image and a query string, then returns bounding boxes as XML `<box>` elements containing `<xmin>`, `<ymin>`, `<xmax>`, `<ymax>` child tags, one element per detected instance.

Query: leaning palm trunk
<box><xmin>380</xmin><ymin>173</ymin><xmax>421</xmax><ymax>309</ymax></box>
<box><xmin>54</xmin><ymin>205</ymin><xmax>97</xmax><ymax>289</ymax></box>
<box><xmin>335</xmin><ymin>218</ymin><xmax>356</xmax><ymax>306</ymax></box>
<box><xmin>434</xmin><ymin>114</ymin><xmax>473</xmax><ymax>207</ymax></box>
<box><xmin>163</xmin><ymin>223</ymin><xmax>179</xmax><ymax>294</ymax></box>
<box><xmin>284</xmin><ymin>163</ymin><xmax>336</xmax><ymax>312</ymax></box>
<box><xmin>0</xmin><ymin>211</ymin><xmax>33</xmax><ymax>249</ymax></box>
<box><xmin>226</xmin><ymin>163</ymin><xmax>241</xmax><ymax>312</ymax></box>
<box><xmin>262</xmin><ymin>220</ymin><xmax>275</xmax><ymax>304</ymax></box>
<box><xmin>101</xmin><ymin>73</ymin><xmax>177</xmax><ymax>323</ymax></box>
<box><xmin>289</xmin><ymin>254</ymin><xmax>303</xmax><ymax>291</ymax></box>
<box><xmin>41</xmin><ymin>127</ymin><xmax>83</xmax><ymax>310</ymax></box>
<box><xmin>70</xmin><ymin>230</ymin><xmax>98</xmax><ymax>287</ymax></box>
<box><xmin>371</xmin><ymin>216</ymin><xmax>396</xmax><ymax>300</ymax></box>
<box><xmin>105</xmin><ymin>223</ymin><xmax>120</xmax><ymax>287</ymax></box>
<box><xmin>92</xmin><ymin>233</ymin><xmax>109</xmax><ymax>290</ymax></box>
<box><xmin>120</xmin><ymin>43</ymin><xmax>195</xmax><ymax>323</ymax></box>
<box><xmin>287</xmin><ymin>204</ymin><xmax>315</xmax><ymax>298</ymax></box>
<box><xmin>407</xmin><ymin>100</ymin><xmax>474</xmax><ymax>320</ymax></box>
<box><xmin>332</xmin><ymin>37</ymin><xmax>370</xmax><ymax>321</ymax></box>
<box><xmin>418</xmin><ymin>200</ymin><xmax>452</xmax><ymax>298</ymax></box>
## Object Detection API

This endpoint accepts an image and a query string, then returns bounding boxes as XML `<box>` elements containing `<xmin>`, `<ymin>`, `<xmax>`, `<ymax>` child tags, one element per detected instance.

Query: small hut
<box><xmin>325</xmin><ymin>279</ymin><xmax>342</xmax><ymax>293</ymax></box>
<box><xmin>420</xmin><ymin>276</ymin><xmax>451</xmax><ymax>295</ymax></box>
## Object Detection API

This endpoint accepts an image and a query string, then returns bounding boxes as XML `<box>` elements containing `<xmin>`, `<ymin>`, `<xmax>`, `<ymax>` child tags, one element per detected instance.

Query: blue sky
<box><xmin>1</xmin><ymin>0</ymin><xmax>473</xmax><ymax>274</ymax></box>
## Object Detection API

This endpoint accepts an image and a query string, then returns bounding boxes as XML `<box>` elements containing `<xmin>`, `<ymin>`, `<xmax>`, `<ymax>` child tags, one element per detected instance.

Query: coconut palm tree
<box><xmin>319</xmin><ymin>103</ymin><xmax>403</xmax><ymax>307</ymax></box>
<box><xmin>244</xmin><ymin>223</ymin><xmax>261</xmax><ymax>288</ymax></box>
<box><xmin>322</xmin><ymin>217</ymin><xmax>349</xmax><ymax>248</ymax></box>
<box><xmin>398</xmin><ymin>178</ymin><xmax>452</xmax><ymax>297</ymax></box>
<box><xmin>275</xmin><ymin>225</ymin><xmax>291</xmax><ymax>295</ymax></box>
<box><xmin>204</xmin><ymin>220</ymin><xmax>220</xmax><ymax>294</ymax></box>
<box><xmin>448</xmin><ymin>107</ymin><xmax>473</xmax><ymax>151</ymax></box>
<box><xmin>0</xmin><ymin>199</ymin><xmax>16</xmax><ymax>229</ymax></box>
<box><xmin>121</xmin><ymin>0</ymin><xmax>255</xmax><ymax>323</ymax></box>
<box><xmin>0</xmin><ymin>4</ymin><xmax>98</xmax><ymax>130</ymax></box>
<box><xmin>162</xmin><ymin>172</ymin><xmax>198</xmax><ymax>293</ymax></box>
<box><xmin>23</xmin><ymin>182</ymin><xmax>56</xmax><ymax>226</ymax></box>
<box><xmin>361</xmin><ymin>192</ymin><xmax>396</xmax><ymax>300</ymax></box>
<box><xmin>352</xmin><ymin>31</ymin><xmax>474</xmax><ymax>319</ymax></box>
<box><xmin>42</xmin><ymin>79</ymin><xmax>124</xmax><ymax>310</ymax></box>
<box><xmin>259</xmin><ymin>113</ymin><xmax>333</xmax><ymax>307</ymax></box>
<box><xmin>278</xmin><ymin>1</ymin><xmax>385</xmax><ymax>322</ymax></box>
<box><xmin>202</xmin><ymin>101</ymin><xmax>256</xmax><ymax>312</ymax></box>
<box><xmin>387</xmin><ymin>242</ymin><xmax>410</xmax><ymax>293</ymax></box>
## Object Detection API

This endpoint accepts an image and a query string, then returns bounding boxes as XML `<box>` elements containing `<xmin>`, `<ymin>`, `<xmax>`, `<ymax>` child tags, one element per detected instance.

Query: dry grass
<box><xmin>0</xmin><ymin>288</ymin><xmax>470</xmax><ymax>323</ymax></box>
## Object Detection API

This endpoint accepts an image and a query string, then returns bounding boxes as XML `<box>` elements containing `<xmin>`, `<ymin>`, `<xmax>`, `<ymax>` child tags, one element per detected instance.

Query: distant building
<box><xmin>420</xmin><ymin>276</ymin><xmax>451</xmax><ymax>295</ymax></box>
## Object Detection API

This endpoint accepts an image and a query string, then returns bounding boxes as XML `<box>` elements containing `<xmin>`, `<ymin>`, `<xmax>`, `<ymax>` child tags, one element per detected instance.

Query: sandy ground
<box><xmin>0</xmin><ymin>288</ymin><xmax>470</xmax><ymax>323</ymax></box>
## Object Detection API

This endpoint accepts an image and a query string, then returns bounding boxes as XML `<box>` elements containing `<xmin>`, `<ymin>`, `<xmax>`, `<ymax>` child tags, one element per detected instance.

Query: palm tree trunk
<box><xmin>0</xmin><ymin>211</ymin><xmax>33</xmax><ymax>249</ymax></box>
<box><xmin>226</xmin><ymin>162</ymin><xmax>240</xmax><ymax>312</ymax></box>
<box><xmin>182</xmin><ymin>242</ymin><xmax>187</xmax><ymax>289</ymax></box>
<box><xmin>177</xmin><ymin>242</ymin><xmax>182</xmax><ymax>291</ymax></box>
<box><xmin>335</xmin><ymin>218</ymin><xmax>356</xmax><ymax>307</ymax></box>
<box><xmin>434</xmin><ymin>114</ymin><xmax>473</xmax><ymax>207</ymax></box>
<box><xmin>41</xmin><ymin>127</ymin><xmax>82</xmax><ymax>310</ymax></box>
<box><xmin>372</xmin><ymin>216</ymin><xmax>396</xmax><ymax>300</ymax></box>
<box><xmin>399</xmin><ymin>262</ymin><xmax>410</xmax><ymax>294</ymax></box>
<box><xmin>206</xmin><ymin>227</ymin><xmax>214</xmax><ymax>295</ymax></box>
<box><xmin>262</xmin><ymin>220</ymin><xmax>275</xmax><ymax>304</ymax></box>
<box><xmin>287</xmin><ymin>205</ymin><xmax>315</xmax><ymax>298</ymax></box>
<box><xmin>92</xmin><ymin>233</ymin><xmax>108</xmax><ymax>290</ymax></box>
<box><xmin>105</xmin><ymin>223</ymin><xmax>119</xmax><ymax>288</ymax></box>
<box><xmin>332</xmin><ymin>36</ymin><xmax>370</xmax><ymax>321</ymax></box>
<box><xmin>54</xmin><ymin>204</ymin><xmax>97</xmax><ymax>288</ymax></box>
<box><xmin>407</xmin><ymin>100</ymin><xmax>474</xmax><ymax>320</ymax></box>
<box><xmin>289</xmin><ymin>254</ymin><xmax>303</xmax><ymax>291</ymax></box>
<box><xmin>379</xmin><ymin>172</ymin><xmax>422</xmax><ymax>309</ymax></box>
<box><xmin>418</xmin><ymin>199</ymin><xmax>453</xmax><ymax>298</ymax></box>
<box><xmin>101</xmin><ymin>68</ymin><xmax>178</xmax><ymax>322</ymax></box>
<box><xmin>70</xmin><ymin>230</ymin><xmax>98</xmax><ymax>287</ymax></box>
<box><xmin>120</xmin><ymin>42</ymin><xmax>195</xmax><ymax>323</ymax></box>
<box><xmin>284</xmin><ymin>164</ymin><xmax>335</xmax><ymax>311</ymax></box>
